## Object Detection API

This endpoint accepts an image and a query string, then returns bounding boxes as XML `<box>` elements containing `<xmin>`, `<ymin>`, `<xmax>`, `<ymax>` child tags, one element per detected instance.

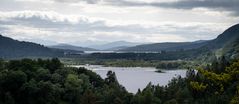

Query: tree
<box><xmin>80</xmin><ymin>90</ymin><xmax>98</xmax><ymax>104</ymax></box>
<box><xmin>64</xmin><ymin>74</ymin><xmax>83</xmax><ymax>103</ymax></box>
<box><xmin>230</xmin><ymin>85</ymin><xmax>239</xmax><ymax>104</ymax></box>
<box><xmin>0</xmin><ymin>59</ymin><xmax>4</xmax><ymax>71</ymax></box>
<box><xmin>113</xmin><ymin>97</ymin><xmax>123</xmax><ymax>104</ymax></box>
<box><xmin>4</xmin><ymin>92</ymin><xmax>15</xmax><ymax>104</ymax></box>
<box><xmin>46</xmin><ymin>58</ymin><xmax>62</xmax><ymax>73</ymax></box>
<box><xmin>105</xmin><ymin>71</ymin><xmax>118</xmax><ymax>85</ymax></box>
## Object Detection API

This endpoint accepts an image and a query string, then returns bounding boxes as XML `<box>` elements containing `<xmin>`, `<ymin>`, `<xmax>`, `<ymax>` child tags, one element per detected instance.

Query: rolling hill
<box><xmin>120</xmin><ymin>24</ymin><xmax>239</xmax><ymax>56</ymax></box>
<box><xmin>88</xmin><ymin>41</ymin><xmax>142</xmax><ymax>50</ymax></box>
<box><xmin>119</xmin><ymin>24</ymin><xmax>239</xmax><ymax>59</ymax></box>
<box><xmin>119</xmin><ymin>41</ymin><xmax>209</xmax><ymax>52</ymax></box>
<box><xmin>206</xmin><ymin>24</ymin><xmax>239</xmax><ymax>58</ymax></box>
<box><xmin>0</xmin><ymin>24</ymin><xmax>238</xmax><ymax>59</ymax></box>
<box><xmin>49</xmin><ymin>44</ymin><xmax>97</xmax><ymax>51</ymax></box>
<box><xmin>0</xmin><ymin>35</ymin><xmax>83</xmax><ymax>58</ymax></box>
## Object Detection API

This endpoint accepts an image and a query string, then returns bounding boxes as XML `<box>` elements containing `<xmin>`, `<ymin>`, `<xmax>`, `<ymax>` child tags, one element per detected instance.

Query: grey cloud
<box><xmin>0</xmin><ymin>11</ymin><xmax>221</xmax><ymax>42</ymax></box>
<box><xmin>54</xmin><ymin>0</ymin><xmax>239</xmax><ymax>16</ymax></box>
<box><xmin>0</xmin><ymin>12</ymin><xmax>157</xmax><ymax>34</ymax></box>
<box><xmin>115</xmin><ymin>0</ymin><xmax>239</xmax><ymax>16</ymax></box>
<box><xmin>154</xmin><ymin>0</ymin><xmax>239</xmax><ymax>16</ymax></box>
<box><xmin>54</xmin><ymin>0</ymin><xmax>100</xmax><ymax>4</ymax></box>
<box><xmin>2</xmin><ymin>15</ymin><xmax>208</xmax><ymax>36</ymax></box>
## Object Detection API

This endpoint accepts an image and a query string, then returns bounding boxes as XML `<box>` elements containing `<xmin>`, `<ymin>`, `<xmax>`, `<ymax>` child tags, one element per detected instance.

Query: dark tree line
<box><xmin>0</xmin><ymin>58</ymin><xmax>239</xmax><ymax>104</ymax></box>
<box><xmin>79</xmin><ymin>47</ymin><xmax>210</xmax><ymax>61</ymax></box>
<box><xmin>0</xmin><ymin>58</ymin><xmax>130</xmax><ymax>104</ymax></box>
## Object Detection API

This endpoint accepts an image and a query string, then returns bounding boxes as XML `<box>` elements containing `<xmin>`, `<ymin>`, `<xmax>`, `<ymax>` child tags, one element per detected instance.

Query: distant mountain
<box><xmin>89</xmin><ymin>41</ymin><xmax>142</xmax><ymax>50</ymax></box>
<box><xmin>194</xmin><ymin>40</ymin><xmax>209</xmax><ymax>43</ymax></box>
<box><xmin>1</xmin><ymin>24</ymin><xmax>238</xmax><ymax>59</ymax></box>
<box><xmin>120</xmin><ymin>41</ymin><xmax>209</xmax><ymax>52</ymax></box>
<box><xmin>24</xmin><ymin>38</ymin><xmax>59</xmax><ymax>46</ymax></box>
<box><xmin>49</xmin><ymin>44</ymin><xmax>97</xmax><ymax>51</ymax></box>
<box><xmin>107</xmin><ymin>46</ymin><xmax>130</xmax><ymax>51</ymax></box>
<box><xmin>120</xmin><ymin>24</ymin><xmax>239</xmax><ymax>59</ymax></box>
<box><xmin>0</xmin><ymin>35</ymin><xmax>64</xmax><ymax>58</ymax></box>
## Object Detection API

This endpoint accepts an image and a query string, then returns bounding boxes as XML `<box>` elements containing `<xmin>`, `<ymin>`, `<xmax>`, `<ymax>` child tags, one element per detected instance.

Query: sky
<box><xmin>0</xmin><ymin>0</ymin><xmax>238</xmax><ymax>46</ymax></box>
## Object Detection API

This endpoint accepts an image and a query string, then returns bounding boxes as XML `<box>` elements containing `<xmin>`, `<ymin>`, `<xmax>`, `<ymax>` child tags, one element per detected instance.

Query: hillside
<box><xmin>49</xmin><ymin>44</ymin><xmax>97</xmax><ymax>51</ymax></box>
<box><xmin>205</xmin><ymin>24</ymin><xmax>239</xmax><ymax>58</ymax></box>
<box><xmin>207</xmin><ymin>24</ymin><xmax>239</xmax><ymax>49</ymax></box>
<box><xmin>89</xmin><ymin>41</ymin><xmax>142</xmax><ymax>50</ymax></box>
<box><xmin>0</xmin><ymin>35</ymin><xmax>64</xmax><ymax>58</ymax></box>
<box><xmin>120</xmin><ymin>41</ymin><xmax>209</xmax><ymax>52</ymax></box>
<box><xmin>106</xmin><ymin>46</ymin><xmax>130</xmax><ymax>51</ymax></box>
<box><xmin>120</xmin><ymin>24</ymin><xmax>239</xmax><ymax>59</ymax></box>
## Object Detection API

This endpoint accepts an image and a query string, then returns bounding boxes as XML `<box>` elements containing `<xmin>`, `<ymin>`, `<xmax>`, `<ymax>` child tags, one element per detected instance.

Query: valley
<box><xmin>1</xmin><ymin>0</ymin><xmax>239</xmax><ymax>103</ymax></box>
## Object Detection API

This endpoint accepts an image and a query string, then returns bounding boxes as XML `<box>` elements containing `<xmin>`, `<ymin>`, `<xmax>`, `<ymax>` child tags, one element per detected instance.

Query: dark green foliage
<box><xmin>156</xmin><ymin>61</ymin><xmax>187</xmax><ymax>69</ymax></box>
<box><xmin>0</xmin><ymin>58</ymin><xmax>239</xmax><ymax>104</ymax></box>
<box><xmin>105</xmin><ymin>71</ymin><xmax>118</xmax><ymax>84</ymax></box>
<box><xmin>131</xmin><ymin>58</ymin><xmax>239</xmax><ymax>104</ymax></box>
<box><xmin>0</xmin><ymin>58</ymin><xmax>129</xmax><ymax>104</ymax></box>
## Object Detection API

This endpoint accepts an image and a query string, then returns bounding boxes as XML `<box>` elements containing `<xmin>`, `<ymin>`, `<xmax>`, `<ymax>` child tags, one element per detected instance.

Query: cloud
<box><xmin>50</xmin><ymin>0</ymin><xmax>239</xmax><ymax>16</ymax></box>
<box><xmin>0</xmin><ymin>10</ymin><xmax>227</xmax><ymax>45</ymax></box>
<box><xmin>120</xmin><ymin>0</ymin><xmax>239</xmax><ymax>16</ymax></box>
<box><xmin>154</xmin><ymin>0</ymin><xmax>239</xmax><ymax>16</ymax></box>
<box><xmin>53</xmin><ymin>0</ymin><xmax>100</xmax><ymax>4</ymax></box>
<box><xmin>0</xmin><ymin>11</ymin><xmax>152</xmax><ymax>34</ymax></box>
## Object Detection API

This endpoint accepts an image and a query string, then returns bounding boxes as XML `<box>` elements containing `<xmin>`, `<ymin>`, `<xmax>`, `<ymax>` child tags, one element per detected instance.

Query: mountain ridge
<box><xmin>0</xmin><ymin>24</ymin><xmax>238</xmax><ymax>59</ymax></box>
<box><xmin>119</xmin><ymin>24</ymin><xmax>239</xmax><ymax>56</ymax></box>
<box><xmin>119</xmin><ymin>41</ymin><xmax>209</xmax><ymax>52</ymax></box>
<box><xmin>88</xmin><ymin>41</ymin><xmax>143</xmax><ymax>50</ymax></box>
<box><xmin>0</xmin><ymin>35</ymin><xmax>64</xmax><ymax>58</ymax></box>
<box><xmin>49</xmin><ymin>44</ymin><xmax>97</xmax><ymax>51</ymax></box>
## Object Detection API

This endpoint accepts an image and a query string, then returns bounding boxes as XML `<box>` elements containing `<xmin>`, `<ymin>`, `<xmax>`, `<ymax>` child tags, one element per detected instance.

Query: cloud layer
<box><xmin>52</xmin><ymin>0</ymin><xmax>239</xmax><ymax>16</ymax></box>
<box><xmin>0</xmin><ymin>11</ymin><xmax>226</xmax><ymax>45</ymax></box>
<box><xmin>0</xmin><ymin>0</ymin><xmax>238</xmax><ymax>46</ymax></box>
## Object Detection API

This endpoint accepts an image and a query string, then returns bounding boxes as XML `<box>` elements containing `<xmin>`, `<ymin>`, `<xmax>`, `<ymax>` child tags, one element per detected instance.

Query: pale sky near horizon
<box><xmin>0</xmin><ymin>0</ymin><xmax>238</xmax><ymax>46</ymax></box>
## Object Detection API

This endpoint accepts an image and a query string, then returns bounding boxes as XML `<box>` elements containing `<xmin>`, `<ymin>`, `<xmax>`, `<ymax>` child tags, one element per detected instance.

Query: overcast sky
<box><xmin>0</xmin><ymin>0</ymin><xmax>238</xmax><ymax>46</ymax></box>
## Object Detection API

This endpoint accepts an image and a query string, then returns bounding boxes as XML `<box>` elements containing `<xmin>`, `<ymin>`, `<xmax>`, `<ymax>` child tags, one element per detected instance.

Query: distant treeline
<box><xmin>78</xmin><ymin>47</ymin><xmax>210</xmax><ymax>61</ymax></box>
<box><xmin>61</xmin><ymin>58</ymin><xmax>194</xmax><ymax>69</ymax></box>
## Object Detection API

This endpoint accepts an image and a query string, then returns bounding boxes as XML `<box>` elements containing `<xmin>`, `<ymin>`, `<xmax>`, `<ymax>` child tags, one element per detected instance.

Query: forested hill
<box><xmin>49</xmin><ymin>44</ymin><xmax>97</xmax><ymax>51</ymax></box>
<box><xmin>0</xmin><ymin>35</ymin><xmax>64</xmax><ymax>58</ymax></box>
<box><xmin>120</xmin><ymin>24</ymin><xmax>239</xmax><ymax>55</ymax></box>
<box><xmin>208</xmin><ymin>24</ymin><xmax>239</xmax><ymax>49</ymax></box>
<box><xmin>206</xmin><ymin>24</ymin><xmax>239</xmax><ymax>58</ymax></box>
<box><xmin>119</xmin><ymin>41</ymin><xmax>209</xmax><ymax>52</ymax></box>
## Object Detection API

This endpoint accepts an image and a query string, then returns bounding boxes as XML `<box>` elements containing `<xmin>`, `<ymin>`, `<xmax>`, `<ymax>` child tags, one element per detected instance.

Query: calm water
<box><xmin>72</xmin><ymin>65</ymin><xmax>187</xmax><ymax>93</ymax></box>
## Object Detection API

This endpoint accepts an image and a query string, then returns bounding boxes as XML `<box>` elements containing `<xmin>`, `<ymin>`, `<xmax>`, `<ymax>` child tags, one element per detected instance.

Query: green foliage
<box><xmin>230</xmin><ymin>85</ymin><xmax>239</xmax><ymax>104</ymax></box>
<box><xmin>190</xmin><ymin>82</ymin><xmax>207</xmax><ymax>93</ymax></box>
<box><xmin>0</xmin><ymin>58</ymin><xmax>128</xmax><ymax>104</ymax></box>
<box><xmin>0</xmin><ymin>58</ymin><xmax>239</xmax><ymax>104</ymax></box>
<box><xmin>133</xmin><ymin>58</ymin><xmax>239</xmax><ymax>104</ymax></box>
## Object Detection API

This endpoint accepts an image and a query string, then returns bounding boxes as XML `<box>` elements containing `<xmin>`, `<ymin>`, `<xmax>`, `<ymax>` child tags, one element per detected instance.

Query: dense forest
<box><xmin>0</xmin><ymin>58</ymin><xmax>131</xmax><ymax>104</ymax></box>
<box><xmin>0</xmin><ymin>57</ymin><xmax>238</xmax><ymax>104</ymax></box>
